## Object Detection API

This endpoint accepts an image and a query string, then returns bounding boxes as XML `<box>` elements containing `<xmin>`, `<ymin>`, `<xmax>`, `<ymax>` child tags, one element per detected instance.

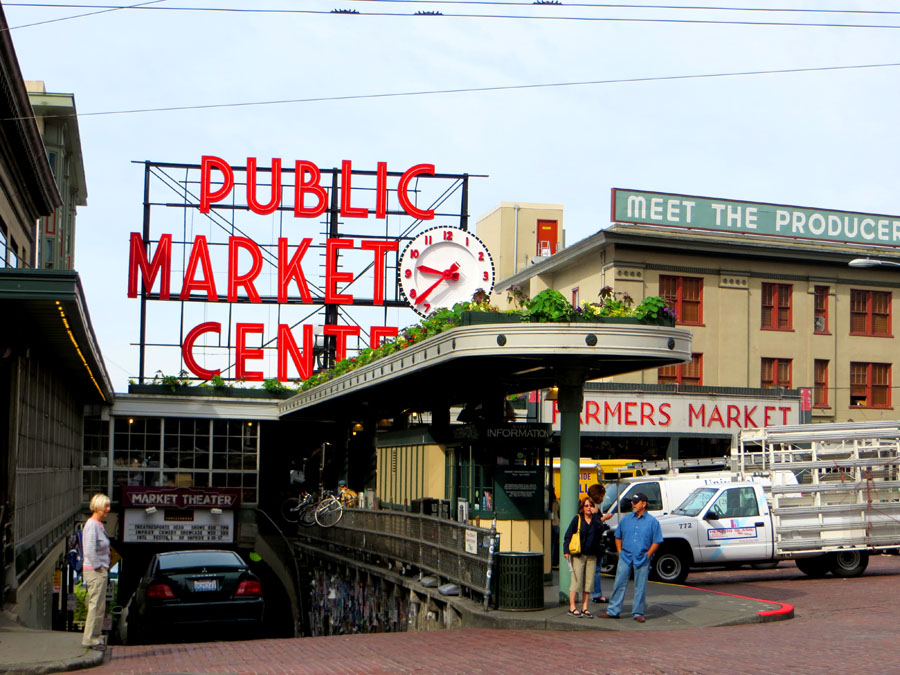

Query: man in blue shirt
<box><xmin>602</xmin><ymin>492</ymin><xmax>663</xmax><ymax>623</ymax></box>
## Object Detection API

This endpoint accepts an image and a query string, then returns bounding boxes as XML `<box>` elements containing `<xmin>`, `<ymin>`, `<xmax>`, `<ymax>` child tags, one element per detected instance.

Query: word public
<box><xmin>200</xmin><ymin>156</ymin><xmax>437</xmax><ymax>220</ymax></box>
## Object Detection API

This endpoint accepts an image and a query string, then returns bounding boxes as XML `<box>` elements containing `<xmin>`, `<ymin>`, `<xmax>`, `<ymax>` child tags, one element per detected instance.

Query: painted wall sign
<box><xmin>545</xmin><ymin>391</ymin><xmax>799</xmax><ymax>438</ymax></box>
<box><xmin>612</xmin><ymin>188</ymin><xmax>900</xmax><ymax>248</ymax></box>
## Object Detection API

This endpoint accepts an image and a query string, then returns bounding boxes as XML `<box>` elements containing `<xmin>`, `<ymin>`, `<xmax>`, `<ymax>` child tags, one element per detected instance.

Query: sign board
<box><xmin>544</xmin><ymin>391</ymin><xmax>800</xmax><ymax>441</ymax></box>
<box><xmin>122</xmin><ymin>486</ymin><xmax>241</xmax><ymax>509</ymax></box>
<box><xmin>612</xmin><ymin>188</ymin><xmax>900</xmax><ymax>248</ymax></box>
<box><xmin>130</xmin><ymin>158</ymin><xmax>477</xmax><ymax>383</ymax></box>
<box><xmin>123</xmin><ymin>508</ymin><xmax>234</xmax><ymax>544</ymax></box>
<box><xmin>465</xmin><ymin>528</ymin><xmax>478</xmax><ymax>554</ymax></box>
<box><xmin>493</xmin><ymin>467</ymin><xmax>544</xmax><ymax>519</ymax></box>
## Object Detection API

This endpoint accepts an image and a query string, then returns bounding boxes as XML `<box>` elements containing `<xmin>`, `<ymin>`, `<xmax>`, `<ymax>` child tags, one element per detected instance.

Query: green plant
<box><xmin>210</xmin><ymin>374</ymin><xmax>226</xmax><ymax>388</ymax></box>
<box><xmin>524</xmin><ymin>288</ymin><xmax>572</xmax><ymax>322</ymax></box>
<box><xmin>159</xmin><ymin>370</ymin><xmax>191</xmax><ymax>392</ymax></box>
<box><xmin>633</xmin><ymin>295</ymin><xmax>674</xmax><ymax>320</ymax></box>
<box><xmin>263</xmin><ymin>378</ymin><xmax>287</xmax><ymax>393</ymax></box>
<box><xmin>505</xmin><ymin>284</ymin><xmax>529</xmax><ymax>310</ymax></box>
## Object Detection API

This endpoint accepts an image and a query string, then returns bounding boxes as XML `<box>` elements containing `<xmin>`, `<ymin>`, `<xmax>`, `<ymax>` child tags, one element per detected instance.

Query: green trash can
<box><xmin>494</xmin><ymin>552</ymin><xmax>544</xmax><ymax>611</ymax></box>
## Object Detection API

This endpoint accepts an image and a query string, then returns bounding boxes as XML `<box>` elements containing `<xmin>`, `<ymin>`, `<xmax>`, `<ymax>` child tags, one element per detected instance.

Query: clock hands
<box><xmin>415</xmin><ymin>262</ymin><xmax>460</xmax><ymax>305</ymax></box>
<box><xmin>415</xmin><ymin>264</ymin><xmax>445</xmax><ymax>276</ymax></box>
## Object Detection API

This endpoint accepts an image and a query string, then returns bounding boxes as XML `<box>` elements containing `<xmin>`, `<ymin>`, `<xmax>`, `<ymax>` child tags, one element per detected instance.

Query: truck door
<box><xmin>697</xmin><ymin>486</ymin><xmax>770</xmax><ymax>563</ymax></box>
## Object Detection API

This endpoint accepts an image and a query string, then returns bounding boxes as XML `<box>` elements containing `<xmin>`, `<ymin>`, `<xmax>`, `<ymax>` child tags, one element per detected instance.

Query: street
<box><xmin>89</xmin><ymin>554</ymin><xmax>900</xmax><ymax>674</ymax></box>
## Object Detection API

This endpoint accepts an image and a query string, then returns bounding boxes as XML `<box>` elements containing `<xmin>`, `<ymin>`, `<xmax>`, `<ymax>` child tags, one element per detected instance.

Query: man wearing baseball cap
<box><xmin>601</xmin><ymin>492</ymin><xmax>663</xmax><ymax>623</ymax></box>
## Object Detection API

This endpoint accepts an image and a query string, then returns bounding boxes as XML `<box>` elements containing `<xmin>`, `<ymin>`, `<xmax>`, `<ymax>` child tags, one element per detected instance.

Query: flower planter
<box><xmin>460</xmin><ymin>311</ymin><xmax>525</xmax><ymax>326</ymax></box>
<box><xmin>127</xmin><ymin>383</ymin><xmax>295</xmax><ymax>399</ymax></box>
<box><xmin>573</xmin><ymin>315</ymin><xmax>676</xmax><ymax>327</ymax></box>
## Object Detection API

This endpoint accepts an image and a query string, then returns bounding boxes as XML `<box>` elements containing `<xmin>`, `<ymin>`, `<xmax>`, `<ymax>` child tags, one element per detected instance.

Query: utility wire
<box><xmin>5</xmin><ymin>2</ymin><xmax>900</xmax><ymax>30</ymax></box>
<box><xmin>5</xmin><ymin>61</ymin><xmax>899</xmax><ymax>122</ymax></box>
<box><xmin>4</xmin><ymin>0</ymin><xmax>167</xmax><ymax>30</ymax></box>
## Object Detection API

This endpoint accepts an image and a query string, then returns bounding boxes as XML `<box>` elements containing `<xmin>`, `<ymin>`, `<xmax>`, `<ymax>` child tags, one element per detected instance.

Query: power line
<box><xmin>4</xmin><ymin>0</ymin><xmax>168</xmax><ymax>30</ymax></box>
<box><xmin>6</xmin><ymin>61</ymin><xmax>898</xmax><ymax>121</ymax></box>
<box><xmin>6</xmin><ymin>2</ymin><xmax>900</xmax><ymax>30</ymax></box>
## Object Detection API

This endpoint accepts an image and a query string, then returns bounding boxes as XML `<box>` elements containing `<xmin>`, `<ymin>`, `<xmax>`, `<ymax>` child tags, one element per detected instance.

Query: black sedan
<box><xmin>119</xmin><ymin>550</ymin><xmax>264</xmax><ymax>643</ymax></box>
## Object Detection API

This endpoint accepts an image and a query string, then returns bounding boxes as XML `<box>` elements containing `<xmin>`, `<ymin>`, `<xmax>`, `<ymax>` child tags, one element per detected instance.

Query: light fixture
<box><xmin>849</xmin><ymin>257</ymin><xmax>900</xmax><ymax>269</ymax></box>
<box><xmin>377</xmin><ymin>418</ymin><xmax>392</xmax><ymax>429</ymax></box>
<box><xmin>352</xmin><ymin>422</ymin><xmax>363</xmax><ymax>432</ymax></box>
<box><xmin>410</xmin><ymin>412</ymin><xmax>420</xmax><ymax>423</ymax></box>
<box><xmin>545</xmin><ymin>386</ymin><xmax>559</xmax><ymax>401</ymax></box>
<box><xmin>128</xmin><ymin>418</ymin><xmax>134</xmax><ymax>424</ymax></box>
<box><xmin>210</xmin><ymin>508</ymin><xmax>223</xmax><ymax>515</ymax></box>
<box><xmin>144</xmin><ymin>506</ymin><xmax>157</xmax><ymax>515</ymax></box>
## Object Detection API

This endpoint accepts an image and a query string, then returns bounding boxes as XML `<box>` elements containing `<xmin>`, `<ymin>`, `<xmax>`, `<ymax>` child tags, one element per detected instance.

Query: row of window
<box><xmin>660</xmin><ymin>276</ymin><xmax>892</xmax><ymax>337</ymax></box>
<box><xmin>658</xmin><ymin>357</ymin><xmax>891</xmax><ymax>409</ymax></box>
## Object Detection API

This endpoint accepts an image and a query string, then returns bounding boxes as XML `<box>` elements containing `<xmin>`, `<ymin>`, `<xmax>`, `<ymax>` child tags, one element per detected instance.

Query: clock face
<box><xmin>398</xmin><ymin>226</ymin><xmax>495</xmax><ymax>316</ymax></box>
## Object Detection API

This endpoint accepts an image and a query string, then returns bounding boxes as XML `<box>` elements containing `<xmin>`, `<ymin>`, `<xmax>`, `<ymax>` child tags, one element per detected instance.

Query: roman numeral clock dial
<box><xmin>398</xmin><ymin>227</ymin><xmax>495</xmax><ymax>316</ymax></box>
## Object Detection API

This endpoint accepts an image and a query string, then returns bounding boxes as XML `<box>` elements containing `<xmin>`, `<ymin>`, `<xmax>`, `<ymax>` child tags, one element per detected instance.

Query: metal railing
<box><xmin>294</xmin><ymin>508</ymin><xmax>498</xmax><ymax>602</ymax></box>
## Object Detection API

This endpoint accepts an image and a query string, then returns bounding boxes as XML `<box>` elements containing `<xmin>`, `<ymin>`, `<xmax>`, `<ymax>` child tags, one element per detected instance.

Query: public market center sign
<box><xmin>612</xmin><ymin>188</ymin><xmax>900</xmax><ymax>247</ymax></box>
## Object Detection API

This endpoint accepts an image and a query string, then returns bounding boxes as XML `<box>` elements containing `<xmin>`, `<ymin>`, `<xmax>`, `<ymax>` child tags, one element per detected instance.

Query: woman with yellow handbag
<box><xmin>563</xmin><ymin>496</ymin><xmax>606</xmax><ymax>617</ymax></box>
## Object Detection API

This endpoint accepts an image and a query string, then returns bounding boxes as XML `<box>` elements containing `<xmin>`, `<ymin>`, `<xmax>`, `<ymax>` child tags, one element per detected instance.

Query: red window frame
<box><xmin>761</xmin><ymin>357</ymin><xmax>792</xmax><ymax>389</ymax></box>
<box><xmin>850</xmin><ymin>289</ymin><xmax>892</xmax><ymax>337</ymax></box>
<box><xmin>850</xmin><ymin>362</ymin><xmax>891</xmax><ymax>408</ymax></box>
<box><xmin>659</xmin><ymin>275</ymin><xmax>703</xmax><ymax>325</ymax></box>
<box><xmin>814</xmin><ymin>359</ymin><xmax>829</xmax><ymax>407</ymax></box>
<box><xmin>658</xmin><ymin>354</ymin><xmax>703</xmax><ymax>386</ymax></box>
<box><xmin>814</xmin><ymin>285</ymin><xmax>829</xmax><ymax>334</ymax></box>
<box><xmin>761</xmin><ymin>283</ymin><xmax>792</xmax><ymax>330</ymax></box>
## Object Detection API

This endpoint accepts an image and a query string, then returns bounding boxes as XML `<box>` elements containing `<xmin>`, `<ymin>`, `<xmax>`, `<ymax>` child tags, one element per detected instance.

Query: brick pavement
<box><xmin>88</xmin><ymin>555</ymin><xmax>900</xmax><ymax>675</ymax></box>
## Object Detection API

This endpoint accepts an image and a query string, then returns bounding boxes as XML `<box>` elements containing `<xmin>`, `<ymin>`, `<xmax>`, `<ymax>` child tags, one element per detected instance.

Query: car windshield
<box><xmin>157</xmin><ymin>550</ymin><xmax>244</xmax><ymax>571</ymax></box>
<box><xmin>672</xmin><ymin>487</ymin><xmax>719</xmax><ymax>516</ymax></box>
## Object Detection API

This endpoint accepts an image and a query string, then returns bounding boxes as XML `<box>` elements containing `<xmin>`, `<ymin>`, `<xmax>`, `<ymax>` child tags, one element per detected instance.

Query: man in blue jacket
<box><xmin>602</xmin><ymin>492</ymin><xmax>663</xmax><ymax>623</ymax></box>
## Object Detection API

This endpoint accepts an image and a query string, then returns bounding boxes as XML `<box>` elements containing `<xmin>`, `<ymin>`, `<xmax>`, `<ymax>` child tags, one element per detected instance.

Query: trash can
<box><xmin>494</xmin><ymin>552</ymin><xmax>544</xmax><ymax>611</ymax></box>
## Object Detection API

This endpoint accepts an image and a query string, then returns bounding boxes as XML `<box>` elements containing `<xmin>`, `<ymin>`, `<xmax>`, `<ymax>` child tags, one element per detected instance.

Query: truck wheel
<box><xmin>795</xmin><ymin>555</ymin><xmax>830</xmax><ymax>578</ymax></box>
<box><xmin>750</xmin><ymin>561</ymin><xmax>779</xmax><ymax>570</ymax></box>
<box><xmin>600</xmin><ymin>555</ymin><xmax>617</xmax><ymax>576</ymax></box>
<box><xmin>829</xmin><ymin>550</ymin><xmax>869</xmax><ymax>578</ymax></box>
<box><xmin>651</xmin><ymin>546</ymin><xmax>689</xmax><ymax>585</ymax></box>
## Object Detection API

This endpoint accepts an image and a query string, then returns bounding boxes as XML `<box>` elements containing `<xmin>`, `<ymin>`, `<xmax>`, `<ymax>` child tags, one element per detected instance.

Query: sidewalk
<box><xmin>0</xmin><ymin>576</ymin><xmax>791</xmax><ymax>673</ymax></box>
<box><xmin>0</xmin><ymin>612</ymin><xmax>104</xmax><ymax>675</ymax></box>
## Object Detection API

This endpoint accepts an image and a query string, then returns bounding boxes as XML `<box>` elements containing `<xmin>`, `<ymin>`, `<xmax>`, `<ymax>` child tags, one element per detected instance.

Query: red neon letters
<box><xmin>199</xmin><ymin>156</ymin><xmax>435</xmax><ymax>220</ymax></box>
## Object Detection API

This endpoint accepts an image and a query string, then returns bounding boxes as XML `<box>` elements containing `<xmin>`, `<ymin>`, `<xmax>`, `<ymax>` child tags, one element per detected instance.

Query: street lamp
<box><xmin>848</xmin><ymin>258</ymin><xmax>900</xmax><ymax>269</ymax></box>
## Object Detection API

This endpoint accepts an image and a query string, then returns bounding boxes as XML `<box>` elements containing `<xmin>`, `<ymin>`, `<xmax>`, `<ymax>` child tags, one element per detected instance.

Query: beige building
<box><xmin>479</xmin><ymin>192</ymin><xmax>900</xmax><ymax>423</ymax></box>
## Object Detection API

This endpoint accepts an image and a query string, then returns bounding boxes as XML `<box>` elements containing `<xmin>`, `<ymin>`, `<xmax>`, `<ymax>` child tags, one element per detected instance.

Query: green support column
<box><xmin>556</xmin><ymin>371</ymin><xmax>584</xmax><ymax>602</ymax></box>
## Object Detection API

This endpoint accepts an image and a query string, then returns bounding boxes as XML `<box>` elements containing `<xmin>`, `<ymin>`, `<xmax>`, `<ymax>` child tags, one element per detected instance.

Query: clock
<box><xmin>398</xmin><ymin>226</ymin><xmax>495</xmax><ymax>316</ymax></box>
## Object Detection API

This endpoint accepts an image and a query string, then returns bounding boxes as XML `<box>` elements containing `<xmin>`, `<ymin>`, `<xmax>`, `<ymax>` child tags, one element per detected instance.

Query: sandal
<box><xmin>567</xmin><ymin>609</ymin><xmax>582</xmax><ymax>617</ymax></box>
<box><xmin>582</xmin><ymin>610</ymin><xmax>594</xmax><ymax>618</ymax></box>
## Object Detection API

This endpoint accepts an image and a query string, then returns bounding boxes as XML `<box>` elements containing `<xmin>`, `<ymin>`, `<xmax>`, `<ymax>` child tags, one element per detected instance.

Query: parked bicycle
<box><xmin>314</xmin><ymin>490</ymin><xmax>343</xmax><ymax>527</ymax></box>
<box><xmin>280</xmin><ymin>491</ymin><xmax>317</xmax><ymax>526</ymax></box>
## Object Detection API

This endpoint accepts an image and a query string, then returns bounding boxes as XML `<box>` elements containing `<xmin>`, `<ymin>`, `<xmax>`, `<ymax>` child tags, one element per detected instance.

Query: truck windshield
<box><xmin>672</xmin><ymin>487</ymin><xmax>719</xmax><ymax>516</ymax></box>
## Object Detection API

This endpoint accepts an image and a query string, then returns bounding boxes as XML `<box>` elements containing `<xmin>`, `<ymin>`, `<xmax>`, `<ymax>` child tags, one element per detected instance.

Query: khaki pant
<box><xmin>570</xmin><ymin>554</ymin><xmax>597</xmax><ymax>595</ymax></box>
<box><xmin>82</xmin><ymin>568</ymin><xmax>108</xmax><ymax>647</ymax></box>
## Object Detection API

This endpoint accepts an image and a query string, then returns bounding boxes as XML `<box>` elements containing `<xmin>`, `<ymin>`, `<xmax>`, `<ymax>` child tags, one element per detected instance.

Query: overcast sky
<box><xmin>5</xmin><ymin>1</ymin><xmax>899</xmax><ymax>390</ymax></box>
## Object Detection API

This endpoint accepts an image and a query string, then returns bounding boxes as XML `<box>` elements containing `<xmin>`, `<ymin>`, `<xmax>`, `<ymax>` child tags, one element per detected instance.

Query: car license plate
<box><xmin>193</xmin><ymin>579</ymin><xmax>217</xmax><ymax>592</ymax></box>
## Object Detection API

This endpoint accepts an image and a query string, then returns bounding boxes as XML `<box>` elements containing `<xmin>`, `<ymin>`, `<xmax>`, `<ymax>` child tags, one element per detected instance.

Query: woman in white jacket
<box><xmin>81</xmin><ymin>493</ymin><xmax>111</xmax><ymax>649</ymax></box>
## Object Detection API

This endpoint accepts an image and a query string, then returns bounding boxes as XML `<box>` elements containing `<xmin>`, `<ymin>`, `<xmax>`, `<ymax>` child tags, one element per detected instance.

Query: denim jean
<box><xmin>590</xmin><ymin>558</ymin><xmax>604</xmax><ymax>600</ymax></box>
<box><xmin>606</xmin><ymin>558</ymin><xmax>651</xmax><ymax>618</ymax></box>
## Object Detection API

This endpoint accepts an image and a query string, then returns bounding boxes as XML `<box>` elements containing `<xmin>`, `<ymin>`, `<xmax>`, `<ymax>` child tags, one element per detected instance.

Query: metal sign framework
<box><xmin>134</xmin><ymin>160</ymin><xmax>479</xmax><ymax>383</ymax></box>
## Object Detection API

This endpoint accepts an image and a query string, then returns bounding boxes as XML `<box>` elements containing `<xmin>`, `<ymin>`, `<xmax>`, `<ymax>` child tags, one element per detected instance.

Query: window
<box><xmin>761</xmin><ymin>358</ymin><xmax>792</xmax><ymax>389</ymax></box>
<box><xmin>814</xmin><ymin>286</ymin><xmax>829</xmax><ymax>333</ymax></box>
<box><xmin>709</xmin><ymin>487</ymin><xmax>759</xmax><ymax>519</ymax></box>
<box><xmin>658</xmin><ymin>354</ymin><xmax>702</xmax><ymax>386</ymax></box>
<box><xmin>850</xmin><ymin>289</ymin><xmax>891</xmax><ymax>336</ymax></box>
<box><xmin>620</xmin><ymin>483</ymin><xmax>663</xmax><ymax>513</ymax></box>
<box><xmin>850</xmin><ymin>362</ymin><xmax>891</xmax><ymax>408</ymax></box>
<box><xmin>814</xmin><ymin>360</ymin><xmax>829</xmax><ymax>407</ymax></box>
<box><xmin>762</xmin><ymin>283</ymin><xmax>792</xmax><ymax>329</ymax></box>
<box><xmin>571</xmin><ymin>287</ymin><xmax>579</xmax><ymax>308</ymax></box>
<box><xmin>659</xmin><ymin>275</ymin><xmax>702</xmax><ymax>324</ymax></box>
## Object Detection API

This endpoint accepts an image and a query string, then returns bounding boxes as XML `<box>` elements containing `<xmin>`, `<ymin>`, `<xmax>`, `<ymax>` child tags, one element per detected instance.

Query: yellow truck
<box><xmin>551</xmin><ymin>458</ymin><xmax>643</xmax><ymax>500</ymax></box>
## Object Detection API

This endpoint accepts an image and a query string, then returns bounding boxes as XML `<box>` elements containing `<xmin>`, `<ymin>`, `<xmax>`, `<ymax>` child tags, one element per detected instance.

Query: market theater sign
<box><xmin>128</xmin><ymin>157</ymin><xmax>443</xmax><ymax>382</ymax></box>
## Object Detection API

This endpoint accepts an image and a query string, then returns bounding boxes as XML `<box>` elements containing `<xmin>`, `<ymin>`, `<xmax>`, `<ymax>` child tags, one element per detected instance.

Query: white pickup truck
<box><xmin>645</xmin><ymin>422</ymin><xmax>900</xmax><ymax>584</ymax></box>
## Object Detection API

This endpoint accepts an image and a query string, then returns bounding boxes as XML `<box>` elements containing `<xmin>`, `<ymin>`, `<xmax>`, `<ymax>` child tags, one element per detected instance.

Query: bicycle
<box><xmin>280</xmin><ymin>491</ymin><xmax>317</xmax><ymax>526</ymax></box>
<box><xmin>314</xmin><ymin>490</ymin><xmax>343</xmax><ymax>527</ymax></box>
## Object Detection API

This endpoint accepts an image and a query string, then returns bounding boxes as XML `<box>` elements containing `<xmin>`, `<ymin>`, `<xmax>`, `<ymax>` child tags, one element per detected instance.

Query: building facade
<box><xmin>481</xmin><ymin>193</ymin><xmax>900</xmax><ymax>424</ymax></box>
<box><xmin>26</xmin><ymin>81</ymin><xmax>87</xmax><ymax>270</ymax></box>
